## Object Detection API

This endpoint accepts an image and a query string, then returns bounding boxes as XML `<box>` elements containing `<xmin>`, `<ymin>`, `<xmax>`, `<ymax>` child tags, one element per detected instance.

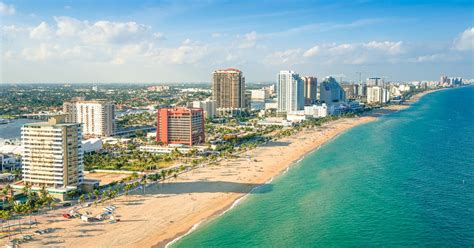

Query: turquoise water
<box><xmin>174</xmin><ymin>86</ymin><xmax>474</xmax><ymax>247</ymax></box>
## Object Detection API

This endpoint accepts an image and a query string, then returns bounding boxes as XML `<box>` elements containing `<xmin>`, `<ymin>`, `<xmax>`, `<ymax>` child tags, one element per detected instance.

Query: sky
<box><xmin>0</xmin><ymin>0</ymin><xmax>473</xmax><ymax>83</ymax></box>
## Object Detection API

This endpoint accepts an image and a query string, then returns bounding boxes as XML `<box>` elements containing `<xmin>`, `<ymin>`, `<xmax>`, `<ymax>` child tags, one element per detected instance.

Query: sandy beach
<box><xmin>1</xmin><ymin>89</ymin><xmax>442</xmax><ymax>248</ymax></box>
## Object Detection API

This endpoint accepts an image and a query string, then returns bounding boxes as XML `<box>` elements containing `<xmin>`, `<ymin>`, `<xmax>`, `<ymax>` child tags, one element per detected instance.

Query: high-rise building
<box><xmin>342</xmin><ymin>84</ymin><xmax>359</xmax><ymax>100</ymax></box>
<box><xmin>367</xmin><ymin>86</ymin><xmax>390</xmax><ymax>104</ymax></box>
<box><xmin>357</xmin><ymin>84</ymin><xmax>367</xmax><ymax>98</ymax></box>
<box><xmin>20</xmin><ymin>115</ymin><xmax>83</xmax><ymax>198</ymax></box>
<box><xmin>367</xmin><ymin>77</ymin><xmax>383</xmax><ymax>86</ymax></box>
<box><xmin>440</xmin><ymin>75</ymin><xmax>448</xmax><ymax>84</ymax></box>
<box><xmin>277</xmin><ymin>70</ymin><xmax>305</xmax><ymax>113</ymax></box>
<box><xmin>192</xmin><ymin>100</ymin><xmax>216</xmax><ymax>119</ymax></box>
<box><xmin>301</xmin><ymin>76</ymin><xmax>317</xmax><ymax>105</ymax></box>
<box><xmin>212</xmin><ymin>68</ymin><xmax>246</xmax><ymax>110</ymax></box>
<box><xmin>63</xmin><ymin>99</ymin><xmax>115</xmax><ymax>137</ymax></box>
<box><xmin>319</xmin><ymin>77</ymin><xmax>346</xmax><ymax>105</ymax></box>
<box><xmin>156</xmin><ymin>107</ymin><xmax>205</xmax><ymax>146</ymax></box>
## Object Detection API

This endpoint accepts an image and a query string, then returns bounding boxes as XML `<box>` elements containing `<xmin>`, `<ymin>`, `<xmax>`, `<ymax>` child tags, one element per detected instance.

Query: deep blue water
<box><xmin>174</xmin><ymin>86</ymin><xmax>474</xmax><ymax>247</ymax></box>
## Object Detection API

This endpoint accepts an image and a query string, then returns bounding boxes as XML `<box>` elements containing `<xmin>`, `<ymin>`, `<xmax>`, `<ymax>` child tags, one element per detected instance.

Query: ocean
<box><xmin>173</xmin><ymin>86</ymin><xmax>474</xmax><ymax>247</ymax></box>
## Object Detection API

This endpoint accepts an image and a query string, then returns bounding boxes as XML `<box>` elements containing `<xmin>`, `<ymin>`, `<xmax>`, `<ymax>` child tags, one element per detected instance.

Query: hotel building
<box><xmin>212</xmin><ymin>68</ymin><xmax>246</xmax><ymax>110</ymax></box>
<box><xmin>277</xmin><ymin>70</ymin><xmax>305</xmax><ymax>114</ymax></box>
<box><xmin>19</xmin><ymin>115</ymin><xmax>83</xmax><ymax>199</ymax></box>
<box><xmin>63</xmin><ymin>99</ymin><xmax>115</xmax><ymax>137</ymax></box>
<box><xmin>319</xmin><ymin>77</ymin><xmax>346</xmax><ymax>105</ymax></box>
<box><xmin>156</xmin><ymin>107</ymin><xmax>205</xmax><ymax>146</ymax></box>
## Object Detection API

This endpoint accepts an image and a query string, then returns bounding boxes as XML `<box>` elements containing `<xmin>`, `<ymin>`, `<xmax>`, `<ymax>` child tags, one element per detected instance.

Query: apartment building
<box><xmin>63</xmin><ymin>99</ymin><xmax>115</xmax><ymax>137</ymax></box>
<box><xmin>19</xmin><ymin>115</ymin><xmax>83</xmax><ymax>199</ymax></box>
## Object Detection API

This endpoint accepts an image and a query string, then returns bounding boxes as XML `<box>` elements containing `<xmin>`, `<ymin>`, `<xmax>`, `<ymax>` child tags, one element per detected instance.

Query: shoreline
<box><xmin>160</xmin><ymin>87</ymin><xmax>444</xmax><ymax>247</ymax></box>
<box><xmin>4</xmin><ymin>88</ymin><xmax>444</xmax><ymax>248</ymax></box>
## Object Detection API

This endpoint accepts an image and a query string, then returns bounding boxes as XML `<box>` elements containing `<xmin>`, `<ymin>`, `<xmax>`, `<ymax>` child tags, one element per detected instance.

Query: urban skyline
<box><xmin>1</xmin><ymin>0</ymin><xmax>473</xmax><ymax>83</ymax></box>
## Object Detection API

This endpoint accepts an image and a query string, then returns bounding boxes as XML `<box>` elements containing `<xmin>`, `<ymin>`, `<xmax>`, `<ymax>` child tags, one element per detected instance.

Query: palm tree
<box><xmin>124</xmin><ymin>185</ymin><xmax>130</xmax><ymax>204</ymax></box>
<box><xmin>93</xmin><ymin>189</ymin><xmax>100</xmax><ymax>200</ymax></box>
<box><xmin>13</xmin><ymin>202</ymin><xmax>24</xmax><ymax>235</ymax></box>
<box><xmin>1</xmin><ymin>186</ymin><xmax>9</xmax><ymax>210</ymax></box>
<box><xmin>153</xmin><ymin>173</ymin><xmax>160</xmax><ymax>189</ymax></box>
<box><xmin>160</xmin><ymin>170</ymin><xmax>167</xmax><ymax>185</ymax></box>
<box><xmin>79</xmin><ymin>194</ymin><xmax>86</xmax><ymax>206</ymax></box>
<box><xmin>101</xmin><ymin>192</ymin><xmax>107</xmax><ymax>204</ymax></box>
<box><xmin>140</xmin><ymin>175</ymin><xmax>147</xmax><ymax>194</ymax></box>
<box><xmin>0</xmin><ymin>210</ymin><xmax>12</xmax><ymax>240</ymax></box>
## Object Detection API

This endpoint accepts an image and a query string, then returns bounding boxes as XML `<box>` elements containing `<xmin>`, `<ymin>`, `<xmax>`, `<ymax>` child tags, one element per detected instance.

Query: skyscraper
<box><xmin>212</xmin><ymin>68</ymin><xmax>246</xmax><ymax>110</ymax></box>
<box><xmin>20</xmin><ymin>115</ymin><xmax>83</xmax><ymax>199</ymax></box>
<box><xmin>156</xmin><ymin>107</ymin><xmax>205</xmax><ymax>146</ymax></box>
<box><xmin>319</xmin><ymin>76</ymin><xmax>346</xmax><ymax>105</ymax></box>
<box><xmin>277</xmin><ymin>70</ymin><xmax>305</xmax><ymax>113</ymax></box>
<box><xmin>301</xmin><ymin>76</ymin><xmax>317</xmax><ymax>105</ymax></box>
<box><xmin>63</xmin><ymin>99</ymin><xmax>115</xmax><ymax>137</ymax></box>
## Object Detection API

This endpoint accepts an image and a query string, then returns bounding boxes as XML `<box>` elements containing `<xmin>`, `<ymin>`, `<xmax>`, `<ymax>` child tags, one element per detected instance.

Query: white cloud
<box><xmin>0</xmin><ymin>2</ymin><xmax>15</xmax><ymax>15</ymax></box>
<box><xmin>411</xmin><ymin>53</ymin><xmax>462</xmax><ymax>63</ymax></box>
<box><xmin>54</xmin><ymin>16</ymin><xmax>156</xmax><ymax>45</ymax></box>
<box><xmin>21</xmin><ymin>43</ymin><xmax>58</xmax><ymax>61</ymax></box>
<box><xmin>453</xmin><ymin>27</ymin><xmax>474</xmax><ymax>51</ymax></box>
<box><xmin>327</xmin><ymin>43</ymin><xmax>355</xmax><ymax>55</ymax></box>
<box><xmin>238</xmin><ymin>31</ymin><xmax>258</xmax><ymax>49</ymax></box>
<box><xmin>363</xmin><ymin>41</ymin><xmax>403</xmax><ymax>55</ymax></box>
<box><xmin>54</xmin><ymin>16</ymin><xmax>87</xmax><ymax>37</ymax></box>
<box><xmin>303</xmin><ymin>45</ymin><xmax>320</xmax><ymax>57</ymax></box>
<box><xmin>30</xmin><ymin>22</ymin><xmax>52</xmax><ymax>39</ymax></box>
<box><xmin>264</xmin><ymin>49</ymin><xmax>303</xmax><ymax>65</ymax></box>
<box><xmin>153</xmin><ymin>39</ymin><xmax>209</xmax><ymax>64</ymax></box>
<box><xmin>301</xmin><ymin>41</ymin><xmax>404</xmax><ymax>64</ymax></box>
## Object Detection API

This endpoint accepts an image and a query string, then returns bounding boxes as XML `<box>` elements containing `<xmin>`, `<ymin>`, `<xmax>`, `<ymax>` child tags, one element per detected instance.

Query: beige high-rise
<box><xmin>21</xmin><ymin>116</ymin><xmax>83</xmax><ymax>191</ymax></box>
<box><xmin>212</xmin><ymin>68</ymin><xmax>246</xmax><ymax>109</ymax></box>
<box><xmin>63</xmin><ymin>99</ymin><xmax>115</xmax><ymax>137</ymax></box>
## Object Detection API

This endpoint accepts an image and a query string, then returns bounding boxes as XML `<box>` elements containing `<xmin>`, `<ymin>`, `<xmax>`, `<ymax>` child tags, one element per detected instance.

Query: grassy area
<box><xmin>0</xmin><ymin>115</ymin><xmax>16</xmax><ymax>119</ymax></box>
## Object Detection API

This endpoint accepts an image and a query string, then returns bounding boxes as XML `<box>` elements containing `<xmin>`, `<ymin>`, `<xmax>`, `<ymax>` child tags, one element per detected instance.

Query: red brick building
<box><xmin>156</xmin><ymin>107</ymin><xmax>205</xmax><ymax>146</ymax></box>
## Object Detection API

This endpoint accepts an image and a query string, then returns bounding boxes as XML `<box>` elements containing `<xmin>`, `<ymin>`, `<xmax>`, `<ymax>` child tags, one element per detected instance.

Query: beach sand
<box><xmin>2</xmin><ymin>89</ymin><xmax>441</xmax><ymax>248</ymax></box>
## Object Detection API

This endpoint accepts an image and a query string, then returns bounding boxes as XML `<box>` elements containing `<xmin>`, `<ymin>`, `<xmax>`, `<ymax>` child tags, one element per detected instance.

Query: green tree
<box><xmin>79</xmin><ymin>194</ymin><xmax>86</xmax><ymax>206</ymax></box>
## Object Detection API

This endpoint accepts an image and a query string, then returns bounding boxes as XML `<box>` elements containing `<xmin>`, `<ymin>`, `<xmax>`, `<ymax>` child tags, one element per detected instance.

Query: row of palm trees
<box><xmin>0</xmin><ymin>183</ymin><xmax>56</xmax><ymax>239</ymax></box>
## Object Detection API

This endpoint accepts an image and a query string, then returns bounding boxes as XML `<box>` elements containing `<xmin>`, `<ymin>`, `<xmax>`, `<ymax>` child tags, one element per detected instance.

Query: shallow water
<box><xmin>174</xmin><ymin>86</ymin><xmax>474</xmax><ymax>247</ymax></box>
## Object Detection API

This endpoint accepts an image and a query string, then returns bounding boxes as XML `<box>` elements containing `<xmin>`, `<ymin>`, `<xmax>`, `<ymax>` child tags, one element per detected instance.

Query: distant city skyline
<box><xmin>1</xmin><ymin>0</ymin><xmax>473</xmax><ymax>83</ymax></box>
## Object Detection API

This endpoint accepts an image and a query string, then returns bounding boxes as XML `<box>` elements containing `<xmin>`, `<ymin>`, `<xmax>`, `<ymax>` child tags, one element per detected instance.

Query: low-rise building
<box><xmin>257</xmin><ymin>117</ymin><xmax>293</xmax><ymax>127</ymax></box>
<box><xmin>139</xmin><ymin>145</ymin><xmax>209</xmax><ymax>154</ymax></box>
<box><xmin>0</xmin><ymin>153</ymin><xmax>20</xmax><ymax>171</ymax></box>
<box><xmin>249</xmin><ymin>89</ymin><xmax>268</xmax><ymax>101</ymax></box>
<box><xmin>304</xmin><ymin>104</ymin><xmax>328</xmax><ymax>118</ymax></box>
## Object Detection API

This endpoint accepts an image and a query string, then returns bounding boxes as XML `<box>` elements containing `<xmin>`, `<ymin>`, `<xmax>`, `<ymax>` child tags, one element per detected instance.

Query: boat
<box><xmin>0</xmin><ymin>119</ymin><xmax>9</xmax><ymax>124</ymax></box>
